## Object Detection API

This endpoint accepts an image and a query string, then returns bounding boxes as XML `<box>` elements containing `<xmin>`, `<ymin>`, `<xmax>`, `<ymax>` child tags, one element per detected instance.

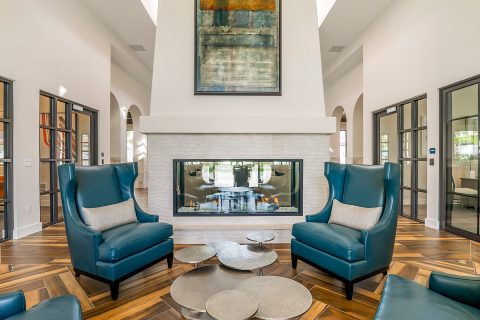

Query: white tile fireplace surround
<box><xmin>147</xmin><ymin>134</ymin><xmax>330</xmax><ymax>230</ymax></box>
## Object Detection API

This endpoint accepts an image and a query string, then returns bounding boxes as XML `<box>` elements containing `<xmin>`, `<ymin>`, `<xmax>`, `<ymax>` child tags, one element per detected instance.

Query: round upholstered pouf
<box><xmin>236</xmin><ymin>276</ymin><xmax>312</xmax><ymax>320</ymax></box>
<box><xmin>206</xmin><ymin>290</ymin><xmax>258</xmax><ymax>320</ymax></box>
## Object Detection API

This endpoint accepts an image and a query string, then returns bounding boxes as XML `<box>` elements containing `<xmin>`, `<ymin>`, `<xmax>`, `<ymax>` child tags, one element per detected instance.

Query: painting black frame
<box><xmin>194</xmin><ymin>0</ymin><xmax>282</xmax><ymax>96</ymax></box>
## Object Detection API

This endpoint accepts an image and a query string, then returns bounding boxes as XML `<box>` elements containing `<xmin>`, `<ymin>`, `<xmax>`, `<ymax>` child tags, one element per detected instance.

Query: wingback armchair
<box><xmin>0</xmin><ymin>291</ymin><xmax>82</xmax><ymax>320</ymax></box>
<box><xmin>374</xmin><ymin>272</ymin><xmax>480</xmax><ymax>319</ymax></box>
<box><xmin>291</xmin><ymin>162</ymin><xmax>400</xmax><ymax>300</ymax></box>
<box><xmin>58</xmin><ymin>163</ymin><xmax>174</xmax><ymax>300</ymax></box>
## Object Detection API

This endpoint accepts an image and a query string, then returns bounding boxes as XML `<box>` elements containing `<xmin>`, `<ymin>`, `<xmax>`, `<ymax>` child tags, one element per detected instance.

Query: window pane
<box><xmin>0</xmin><ymin>164</ymin><xmax>5</xmax><ymax>200</ymax></box>
<box><xmin>0</xmin><ymin>82</ymin><xmax>4</xmax><ymax>119</ymax></box>
<box><xmin>417</xmin><ymin>98</ymin><xmax>427</xmax><ymax>127</ymax></box>
<box><xmin>74</xmin><ymin>112</ymin><xmax>92</xmax><ymax>166</ymax></box>
<box><xmin>40</xmin><ymin>162</ymin><xmax>51</xmax><ymax>192</ymax></box>
<box><xmin>57</xmin><ymin>101</ymin><xmax>67</xmax><ymax>129</ymax></box>
<box><xmin>402</xmin><ymin>132</ymin><xmax>412</xmax><ymax>158</ymax></box>
<box><xmin>379</xmin><ymin>113</ymin><xmax>398</xmax><ymax>163</ymax></box>
<box><xmin>57</xmin><ymin>193</ymin><xmax>63</xmax><ymax>222</ymax></box>
<box><xmin>40</xmin><ymin>194</ymin><xmax>52</xmax><ymax>227</ymax></box>
<box><xmin>402</xmin><ymin>161</ymin><xmax>412</xmax><ymax>187</ymax></box>
<box><xmin>39</xmin><ymin>95</ymin><xmax>51</xmax><ymax>126</ymax></box>
<box><xmin>447</xmin><ymin>117</ymin><xmax>478</xmax><ymax>193</ymax></box>
<box><xmin>56</xmin><ymin>131</ymin><xmax>68</xmax><ymax>159</ymax></box>
<box><xmin>418</xmin><ymin>130</ymin><xmax>428</xmax><ymax>158</ymax></box>
<box><xmin>417</xmin><ymin>192</ymin><xmax>427</xmax><ymax>221</ymax></box>
<box><xmin>0</xmin><ymin>122</ymin><xmax>5</xmax><ymax>159</ymax></box>
<box><xmin>447</xmin><ymin>193</ymin><xmax>477</xmax><ymax>234</ymax></box>
<box><xmin>450</xmin><ymin>84</ymin><xmax>478</xmax><ymax>120</ymax></box>
<box><xmin>418</xmin><ymin>161</ymin><xmax>427</xmax><ymax>190</ymax></box>
<box><xmin>39</xmin><ymin>129</ymin><xmax>52</xmax><ymax>158</ymax></box>
<box><xmin>403</xmin><ymin>103</ymin><xmax>412</xmax><ymax>129</ymax></box>
<box><xmin>402</xmin><ymin>189</ymin><xmax>412</xmax><ymax>217</ymax></box>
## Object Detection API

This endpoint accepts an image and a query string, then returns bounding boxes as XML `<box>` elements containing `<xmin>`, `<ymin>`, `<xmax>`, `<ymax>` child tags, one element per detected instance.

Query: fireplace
<box><xmin>173</xmin><ymin>159</ymin><xmax>303</xmax><ymax>216</ymax></box>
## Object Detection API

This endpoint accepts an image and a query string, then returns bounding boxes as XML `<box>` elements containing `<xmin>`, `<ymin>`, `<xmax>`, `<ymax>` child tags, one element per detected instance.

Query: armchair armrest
<box><xmin>429</xmin><ymin>271</ymin><xmax>480</xmax><ymax>309</ymax></box>
<box><xmin>135</xmin><ymin>203</ymin><xmax>159</xmax><ymax>223</ymax></box>
<box><xmin>0</xmin><ymin>291</ymin><xmax>26</xmax><ymax>320</ymax></box>
<box><xmin>306</xmin><ymin>200</ymin><xmax>332</xmax><ymax>223</ymax></box>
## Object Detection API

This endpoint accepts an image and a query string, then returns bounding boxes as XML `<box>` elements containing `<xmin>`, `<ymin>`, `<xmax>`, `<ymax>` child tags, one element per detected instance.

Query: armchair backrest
<box><xmin>59</xmin><ymin>163</ymin><xmax>139</xmax><ymax>223</ymax></box>
<box><xmin>325</xmin><ymin>162</ymin><xmax>397</xmax><ymax>210</ymax></box>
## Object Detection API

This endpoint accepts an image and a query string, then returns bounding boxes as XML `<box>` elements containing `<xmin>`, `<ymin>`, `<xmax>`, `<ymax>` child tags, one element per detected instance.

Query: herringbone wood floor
<box><xmin>0</xmin><ymin>217</ymin><xmax>479</xmax><ymax>319</ymax></box>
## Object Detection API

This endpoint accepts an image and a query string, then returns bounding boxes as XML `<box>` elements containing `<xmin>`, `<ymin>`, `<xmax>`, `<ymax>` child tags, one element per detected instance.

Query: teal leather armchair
<box><xmin>0</xmin><ymin>291</ymin><xmax>83</xmax><ymax>320</ymax></box>
<box><xmin>291</xmin><ymin>162</ymin><xmax>400</xmax><ymax>300</ymax></box>
<box><xmin>58</xmin><ymin>163</ymin><xmax>174</xmax><ymax>300</ymax></box>
<box><xmin>374</xmin><ymin>272</ymin><xmax>480</xmax><ymax>319</ymax></box>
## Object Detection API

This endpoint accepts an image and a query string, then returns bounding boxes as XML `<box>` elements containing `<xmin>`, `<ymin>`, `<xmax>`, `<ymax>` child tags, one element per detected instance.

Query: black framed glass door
<box><xmin>442</xmin><ymin>76</ymin><xmax>480</xmax><ymax>240</ymax></box>
<box><xmin>39</xmin><ymin>92</ymin><xmax>97</xmax><ymax>227</ymax></box>
<box><xmin>0</xmin><ymin>76</ymin><xmax>13</xmax><ymax>241</ymax></box>
<box><xmin>374</xmin><ymin>95</ymin><xmax>428</xmax><ymax>222</ymax></box>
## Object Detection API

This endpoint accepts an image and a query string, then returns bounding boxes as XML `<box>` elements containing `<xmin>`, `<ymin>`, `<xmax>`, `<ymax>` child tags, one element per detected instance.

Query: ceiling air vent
<box><xmin>129</xmin><ymin>45</ymin><xmax>146</xmax><ymax>52</ymax></box>
<box><xmin>328</xmin><ymin>45</ymin><xmax>345</xmax><ymax>53</ymax></box>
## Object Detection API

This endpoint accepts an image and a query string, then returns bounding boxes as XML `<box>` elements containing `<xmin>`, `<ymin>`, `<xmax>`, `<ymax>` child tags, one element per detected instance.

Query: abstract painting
<box><xmin>195</xmin><ymin>0</ymin><xmax>281</xmax><ymax>95</ymax></box>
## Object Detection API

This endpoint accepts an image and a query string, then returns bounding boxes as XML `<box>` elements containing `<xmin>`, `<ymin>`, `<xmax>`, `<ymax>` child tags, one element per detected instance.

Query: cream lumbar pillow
<box><xmin>82</xmin><ymin>198</ymin><xmax>138</xmax><ymax>232</ymax></box>
<box><xmin>328</xmin><ymin>199</ymin><xmax>382</xmax><ymax>231</ymax></box>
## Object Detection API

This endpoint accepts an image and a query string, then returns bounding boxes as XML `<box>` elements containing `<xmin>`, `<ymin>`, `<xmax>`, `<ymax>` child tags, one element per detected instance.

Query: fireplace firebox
<box><xmin>173</xmin><ymin>159</ymin><xmax>303</xmax><ymax>216</ymax></box>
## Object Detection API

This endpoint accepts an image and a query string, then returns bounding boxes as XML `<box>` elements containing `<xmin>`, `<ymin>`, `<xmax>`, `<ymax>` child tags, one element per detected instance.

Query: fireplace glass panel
<box><xmin>174</xmin><ymin>160</ymin><xmax>302</xmax><ymax>216</ymax></box>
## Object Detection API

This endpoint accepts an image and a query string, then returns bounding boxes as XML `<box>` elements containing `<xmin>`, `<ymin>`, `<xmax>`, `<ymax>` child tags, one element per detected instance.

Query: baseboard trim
<box><xmin>13</xmin><ymin>222</ymin><xmax>42</xmax><ymax>239</ymax></box>
<box><xmin>424</xmin><ymin>218</ymin><xmax>440</xmax><ymax>230</ymax></box>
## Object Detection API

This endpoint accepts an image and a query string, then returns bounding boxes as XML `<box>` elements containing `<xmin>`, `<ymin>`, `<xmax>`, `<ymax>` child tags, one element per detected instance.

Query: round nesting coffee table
<box><xmin>207</xmin><ymin>240</ymin><xmax>240</xmax><ymax>254</ymax></box>
<box><xmin>217</xmin><ymin>245</ymin><xmax>277</xmax><ymax>276</ymax></box>
<box><xmin>246</xmin><ymin>232</ymin><xmax>275</xmax><ymax>247</ymax></box>
<box><xmin>236</xmin><ymin>276</ymin><xmax>312</xmax><ymax>320</ymax></box>
<box><xmin>206</xmin><ymin>290</ymin><xmax>258</xmax><ymax>320</ymax></box>
<box><xmin>174</xmin><ymin>245</ymin><xmax>216</xmax><ymax>268</ymax></box>
<box><xmin>170</xmin><ymin>264</ymin><xmax>256</xmax><ymax>318</ymax></box>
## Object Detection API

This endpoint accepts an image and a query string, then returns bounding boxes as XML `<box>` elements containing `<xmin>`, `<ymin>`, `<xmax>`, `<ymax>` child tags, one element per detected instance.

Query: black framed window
<box><xmin>441</xmin><ymin>75</ymin><xmax>480</xmax><ymax>241</ymax></box>
<box><xmin>373</xmin><ymin>95</ymin><xmax>428</xmax><ymax>222</ymax></box>
<box><xmin>39</xmin><ymin>92</ymin><xmax>98</xmax><ymax>227</ymax></box>
<box><xmin>0</xmin><ymin>76</ymin><xmax>13</xmax><ymax>241</ymax></box>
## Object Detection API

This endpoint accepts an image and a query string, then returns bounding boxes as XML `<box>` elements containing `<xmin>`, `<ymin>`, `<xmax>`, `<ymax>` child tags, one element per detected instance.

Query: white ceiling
<box><xmin>320</xmin><ymin>0</ymin><xmax>395</xmax><ymax>73</ymax></box>
<box><xmin>81</xmin><ymin>0</ymin><xmax>156</xmax><ymax>86</ymax></box>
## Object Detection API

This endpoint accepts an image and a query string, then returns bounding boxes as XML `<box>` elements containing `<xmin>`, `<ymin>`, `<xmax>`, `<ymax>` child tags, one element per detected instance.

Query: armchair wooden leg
<box><xmin>345</xmin><ymin>282</ymin><xmax>354</xmax><ymax>300</ymax></box>
<box><xmin>291</xmin><ymin>252</ymin><xmax>298</xmax><ymax>269</ymax></box>
<box><xmin>110</xmin><ymin>281</ymin><xmax>119</xmax><ymax>301</ymax></box>
<box><xmin>167</xmin><ymin>252</ymin><xmax>173</xmax><ymax>268</ymax></box>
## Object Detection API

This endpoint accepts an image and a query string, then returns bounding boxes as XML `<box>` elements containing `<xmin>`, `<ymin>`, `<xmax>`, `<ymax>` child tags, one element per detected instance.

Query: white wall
<box><xmin>360</xmin><ymin>0</ymin><xmax>480</xmax><ymax>228</ymax></box>
<box><xmin>324</xmin><ymin>63</ymin><xmax>363</xmax><ymax>163</ymax></box>
<box><xmin>146</xmin><ymin>0</ymin><xmax>333</xmax><ymax>132</ymax></box>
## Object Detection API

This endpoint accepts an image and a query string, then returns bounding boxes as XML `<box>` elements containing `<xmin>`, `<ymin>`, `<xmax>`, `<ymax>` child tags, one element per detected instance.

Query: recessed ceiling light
<box><xmin>328</xmin><ymin>45</ymin><xmax>345</xmax><ymax>53</ymax></box>
<box><xmin>130</xmin><ymin>45</ymin><xmax>146</xmax><ymax>52</ymax></box>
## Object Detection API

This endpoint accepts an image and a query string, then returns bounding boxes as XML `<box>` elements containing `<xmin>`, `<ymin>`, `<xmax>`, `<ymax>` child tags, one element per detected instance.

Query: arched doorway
<box><xmin>331</xmin><ymin>106</ymin><xmax>347</xmax><ymax>164</ymax></box>
<box><xmin>126</xmin><ymin>105</ymin><xmax>147</xmax><ymax>188</ymax></box>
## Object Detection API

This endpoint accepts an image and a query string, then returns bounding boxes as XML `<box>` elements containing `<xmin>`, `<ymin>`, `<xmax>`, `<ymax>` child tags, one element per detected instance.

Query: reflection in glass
<box><xmin>40</xmin><ymin>162</ymin><xmax>51</xmax><ymax>192</ymax></box>
<box><xmin>0</xmin><ymin>82</ymin><xmax>4</xmax><ymax>119</ymax></box>
<box><xmin>402</xmin><ymin>189</ymin><xmax>411</xmax><ymax>217</ymax></box>
<box><xmin>402</xmin><ymin>161</ymin><xmax>412</xmax><ymax>187</ymax></box>
<box><xmin>447</xmin><ymin>193</ymin><xmax>477</xmax><ymax>234</ymax></box>
<box><xmin>403</xmin><ymin>103</ymin><xmax>412</xmax><ymax>129</ymax></box>
<box><xmin>418</xmin><ymin>161</ymin><xmax>427</xmax><ymax>190</ymax></box>
<box><xmin>417</xmin><ymin>98</ymin><xmax>427</xmax><ymax>127</ymax></box>
<box><xmin>402</xmin><ymin>132</ymin><xmax>412</xmax><ymax>158</ymax></box>
<box><xmin>39</xmin><ymin>129</ymin><xmax>51</xmax><ymax>159</ymax></box>
<box><xmin>73</xmin><ymin>112</ymin><xmax>92</xmax><ymax>166</ymax></box>
<box><xmin>450</xmin><ymin>84</ymin><xmax>478</xmax><ymax>120</ymax></box>
<box><xmin>56</xmin><ymin>131</ymin><xmax>67</xmax><ymax>159</ymax></box>
<box><xmin>40</xmin><ymin>194</ymin><xmax>52</xmax><ymax>227</ymax></box>
<box><xmin>379</xmin><ymin>113</ymin><xmax>398</xmax><ymax>163</ymax></box>
<box><xmin>417</xmin><ymin>192</ymin><xmax>427</xmax><ymax>221</ymax></box>
<box><xmin>174</xmin><ymin>160</ymin><xmax>302</xmax><ymax>215</ymax></box>
<box><xmin>56</xmin><ymin>101</ymin><xmax>66</xmax><ymax>128</ymax></box>
<box><xmin>0</xmin><ymin>123</ymin><xmax>4</xmax><ymax>159</ymax></box>
<box><xmin>0</xmin><ymin>164</ymin><xmax>4</xmax><ymax>200</ymax></box>
<box><xmin>39</xmin><ymin>95</ymin><xmax>51</xmax><ymax>126</ymax></box>
<box><xmin>418</xmin><ymin>130</ymin><xmax>428</xmax><ymax>158</ymax></box>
